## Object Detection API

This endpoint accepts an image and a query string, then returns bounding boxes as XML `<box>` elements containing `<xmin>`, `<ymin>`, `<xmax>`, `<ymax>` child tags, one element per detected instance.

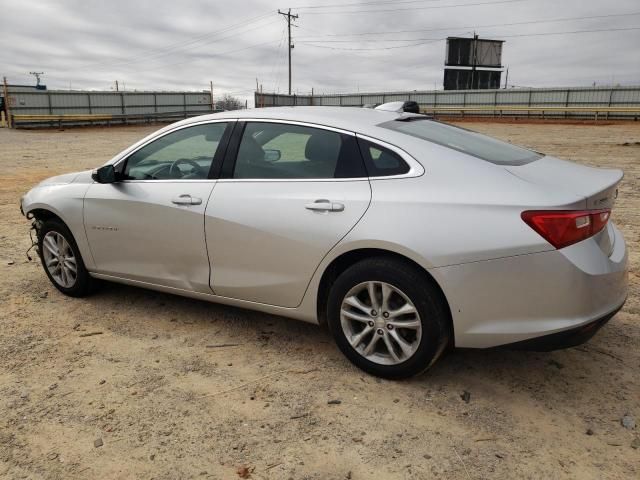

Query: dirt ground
<box><xmin>0</xmin><ymin>120</ymin><xmax>638</xmax><ymax>480</ymax></box>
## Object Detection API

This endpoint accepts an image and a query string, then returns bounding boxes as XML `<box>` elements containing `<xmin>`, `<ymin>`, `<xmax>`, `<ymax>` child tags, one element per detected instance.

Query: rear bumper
<box><xmin>499</xmin><ymin>300</ymin><xmax>624</xmax><ymax>351</ymax></box>
<box><xmin>431</xmin><ymin>222</ymin><xmax>628</xmax><ymax>349</ymax></box>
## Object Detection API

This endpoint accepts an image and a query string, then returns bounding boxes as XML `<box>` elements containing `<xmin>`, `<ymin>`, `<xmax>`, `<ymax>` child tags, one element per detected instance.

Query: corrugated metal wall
<box><xmin>6</xmin><ymin>89</ymin><xmax>213</xmax><ymax>117</ymax></box>
<box><xmin>255</xmin><ymin>86</ymin><xmax>640</xmax><ymax>119</ymax></box>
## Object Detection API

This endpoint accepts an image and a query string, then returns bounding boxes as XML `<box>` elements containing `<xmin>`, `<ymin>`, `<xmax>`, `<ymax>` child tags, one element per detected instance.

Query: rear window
<box><xmin>378</xmin><ymin>118</ymin><xmax>542</xmax><ymax>166</ymax></box>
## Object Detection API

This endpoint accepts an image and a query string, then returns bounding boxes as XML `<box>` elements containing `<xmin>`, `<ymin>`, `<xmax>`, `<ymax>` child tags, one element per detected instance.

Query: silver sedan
<box><xmin>21</xmin><ymin>107</ymin><xmax>628</xmax><ymax>378</ymax></box>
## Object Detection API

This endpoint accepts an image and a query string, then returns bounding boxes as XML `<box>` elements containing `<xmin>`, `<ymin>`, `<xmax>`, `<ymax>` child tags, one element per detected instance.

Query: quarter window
<box><xmin>124</xmin><ymin>123</ymin><xmax>228</xmax><ymax>180</ymax></box>
<box><xmin>357</xmin><ymin>139</ymin><xmax>410</xmax><ymax>177</ymax></box>
<box><xmin>233</xmin><ymin>122</ymin><xmax>366</xmax><ymax>179</ymax></box>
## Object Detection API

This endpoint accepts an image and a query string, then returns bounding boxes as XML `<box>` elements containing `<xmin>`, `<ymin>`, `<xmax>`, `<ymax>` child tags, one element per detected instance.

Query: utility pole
<box><xmin>504</xmin><ymin>67</ymin><xmax>509</xmax><ymax>89</ymax></box>
<box><xmin>115</xmin><ymin>80</ymin><xmax>119</xmax><ymax>92</ymax></box>
<box><xmin>470</xmin><ymin>33</ymin><xmax>478</xmax><ymax>90</ymax></box>
<box><xmin>3</xmin><ymin>76</ymin><xmax>12</xmax><ymax>128</ymax></box>
<box><xmin>210</xmin><ymin>81</ymin><xmax>215</xmax><ymax>111</ymax></box>
<box><xmin>29</xmin><ymin>71</ymin><xmax>44</xmax><ymax>87</ymax></box>
<box><xmin>278</xmin><ymin>9</ymin><xmax>298</xmax><ymax>95</ymax></box>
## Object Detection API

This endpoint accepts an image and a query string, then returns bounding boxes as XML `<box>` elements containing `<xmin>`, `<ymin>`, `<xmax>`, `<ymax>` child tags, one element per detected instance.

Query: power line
<box><xmin>295</xmin><ymin>0</ymin><xmax>447</xmax><ymax>9</ymax></box>
<box><xmin>301</xmin><ymin>0</ymin><xmax>528</xmax><ymax>15</ymax></box>
<box><xmin>301</xmin><ymin>38</ymin><xmax>446</xmax><ymax>51</ymax></box>
<box><xmin>274</xmin><ymin>28</ymin><xmax>291</xmax><ymax>92</ymax></box>
<box><xmin>497</xmin><ymin>25</ymin><xmax>640</xmax><ymax>38</ymax></box>
<box><xmin>265</xmin><ymin>25</ymin><xmax>288</xmax><ymax>92</ymax></box>
<box><xmin>90</xmin><ymin>20</ymin><xmax>277</xmax><ymax>70</ymax></box>
<box><xmin>80</xmin><ymin>11</ymin><xmax>276</xmax><ymax>69</ymax></box>
<box><xmin>299</xmin><ymin>26</ymin><xmax>640</xmax><ymax>51</ymax></box>
<box><xmin>295</xmin><ymin>11</ymin><xmax>640</xmax><ymax>39</ymax></box>
<box><xmin>94</xmin><ymin>17</ymin><xmax>281</xmax><ymax>71</ymax></box>
<box><xmin>133</xmin><ymin>40</ymin><xmax>282</xmax><ymax>73</ymax></box>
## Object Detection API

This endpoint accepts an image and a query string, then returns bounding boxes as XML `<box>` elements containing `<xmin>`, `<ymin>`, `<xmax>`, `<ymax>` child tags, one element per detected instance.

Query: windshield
<box><xmin>378</xmin><ymin>118</ymin><xmax>543</xmax><ymax>166</ymax></box>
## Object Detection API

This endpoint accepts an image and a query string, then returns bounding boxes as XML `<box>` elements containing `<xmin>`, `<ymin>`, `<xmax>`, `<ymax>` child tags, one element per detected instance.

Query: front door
<box><xmin>206</xmin><ymin>121</ymin><xmax>371</xmax><ymax>307</ymax></box>
<box><xmin>84</xmin><ymin>121</ymin><xmax>232</xmax><ymax>293</ymax></box>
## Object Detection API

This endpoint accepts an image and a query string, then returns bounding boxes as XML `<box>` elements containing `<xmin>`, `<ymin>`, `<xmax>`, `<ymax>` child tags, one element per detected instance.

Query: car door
<box><xmin>84</xmin><ymin>121</ymin><xmax>233</xmax><ymax>293</ymax></box>
<box><xmin>205</xmin><ymin>120</ymin><xmax>372</xmax><ymax>308</ymax></box>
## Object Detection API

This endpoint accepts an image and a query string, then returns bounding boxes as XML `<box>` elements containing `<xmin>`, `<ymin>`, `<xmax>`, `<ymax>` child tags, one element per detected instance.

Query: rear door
<box><xmin>205</xmin><ymin>120</ymin><xmax>371</xmax><ymax>307</ymax></box>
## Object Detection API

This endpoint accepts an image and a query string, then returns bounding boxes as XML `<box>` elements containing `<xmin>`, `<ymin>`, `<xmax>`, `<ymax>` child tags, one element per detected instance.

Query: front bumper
<box><xmin>431</xmin><ymin>222</ymin><xmax>628</xmax><ymax>349</ymax></box>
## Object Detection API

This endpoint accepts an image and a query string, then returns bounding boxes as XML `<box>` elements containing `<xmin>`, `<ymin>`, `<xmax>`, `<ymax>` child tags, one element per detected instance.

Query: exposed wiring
<box><xmin>26</xmin><ymin>219</ymin><xmax>41</xmax><ymax>262</ymax></box>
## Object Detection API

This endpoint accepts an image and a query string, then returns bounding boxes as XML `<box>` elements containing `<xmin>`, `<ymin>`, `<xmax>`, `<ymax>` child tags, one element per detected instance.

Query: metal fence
<box><xmin>255</xmin><ymin>86</ymin><xmax>640</xmax><ymax>120</ymax></box>
<box><xmin>4</xmin><ymin>87</ymin><xmax>216</xmax><ymax>127</ymax></box>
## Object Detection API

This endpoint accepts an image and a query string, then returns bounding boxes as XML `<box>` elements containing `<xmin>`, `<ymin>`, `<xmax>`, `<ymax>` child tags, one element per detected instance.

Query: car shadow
<box><xmin>87</xmin><ymin>280</ymin><xmax>624</xmax><ymax>395</ymax></box>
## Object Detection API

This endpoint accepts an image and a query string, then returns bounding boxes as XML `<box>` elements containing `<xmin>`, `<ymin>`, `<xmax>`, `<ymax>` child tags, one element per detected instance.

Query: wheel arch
<box><xmin>26</xmin><ymin>208</ymin><xmax>73</xmax><ymax>243</ymax></box>
<box><xmin>25</xmin><ymin>204</ymin><xmax>96</xmax><ymax>271</ymax></box>
<box><xmin>29</xmin><ymin>208</ymin><xmax>97</xmax><ymax>297</ymax></box>
<box><xmin>28</xmin><ymin>207</ymin><xmax>66</xmax><ymax>225</ymax></box>
<box><xmin>316</xmin><ymin>247</ymin><xmax>454</xmax><ymax>343</ymax></box>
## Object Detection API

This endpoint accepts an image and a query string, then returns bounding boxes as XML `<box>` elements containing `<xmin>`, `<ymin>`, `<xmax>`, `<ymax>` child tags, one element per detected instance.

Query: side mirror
<box><xmin>92</xmin><ymin>164</ymin><xmax>117</xmax><ymax>184</ymax></box>
<box><xmin>263</xmin><ymin>149</ymin><xmax>281</xmax><ymax>162</ymax></box>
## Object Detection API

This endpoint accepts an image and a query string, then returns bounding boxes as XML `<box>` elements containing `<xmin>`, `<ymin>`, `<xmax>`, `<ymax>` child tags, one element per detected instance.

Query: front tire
<box><xmin>38</xmin><ymin>218</ymin><xmax>95</xmax><ymax>297</ymax></box>
<box><xmin>327</xmin><ymin>257</ymin><xmax>450</xmax><ymax>379</ymax></box>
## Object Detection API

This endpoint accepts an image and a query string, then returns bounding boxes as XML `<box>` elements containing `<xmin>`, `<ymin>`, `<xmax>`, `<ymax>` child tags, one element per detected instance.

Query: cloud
<box><xmin>1</xmin><ymin>0</ymin><xmax>639</xmax><ymax>103</ymax></box>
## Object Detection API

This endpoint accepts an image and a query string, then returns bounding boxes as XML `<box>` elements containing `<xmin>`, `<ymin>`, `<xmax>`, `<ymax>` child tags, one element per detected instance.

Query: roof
<box><xmin>109</xmin><ymin>106</ymin><xmax>438</xmax><ymax>169</ymax></box>
<box><xmin>180</xmin><ymin>106</ymin><xmax>422</xmax><ymax>137</ymax></box>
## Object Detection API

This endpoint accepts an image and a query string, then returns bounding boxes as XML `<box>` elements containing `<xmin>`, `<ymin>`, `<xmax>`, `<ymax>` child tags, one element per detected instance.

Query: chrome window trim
<box><xmin>216</xmin><ymin>178</ymin><xmax>371</xmax><ymax>184</ymax></box>
<box><xmin>116</xmin><ymin>179</ymin><xmax>217</xmax><ymax>184</ymax></box>
<box><xmin>355</xmin><ymin>133</ymin><xmax>425</xmax><ymax>180</ymax></box>
<box><xmin>109</xmin><ymin>117</ymin><xmax>424</xmax><ymax>184</ymax></box>
<box><xmin>111</xmin><ymin>118</ymin><xmax>235</xmax><ymax>172</ymax></box>
<box><xmin>218</xmin><ymin>119</ymin><xmax>422</xmax><ymax>183</ymax></box>
<box><xmin>236</xmin><ymin>118</ymin><xmax>356</xmax><ymax>136</ymax></box>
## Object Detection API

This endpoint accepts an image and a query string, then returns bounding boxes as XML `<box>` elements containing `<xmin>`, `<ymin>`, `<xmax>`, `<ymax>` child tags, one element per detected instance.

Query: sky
<box><xmin>1</xmin><ymin>0</ymin><xmax>639</xmax><ymax>103</ymax></box>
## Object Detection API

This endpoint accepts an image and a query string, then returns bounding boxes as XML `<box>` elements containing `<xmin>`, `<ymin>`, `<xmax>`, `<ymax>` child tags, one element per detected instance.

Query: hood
<box><xmin>37</xmin><ymin>170</ymin><xmax>94</xmax><ymax>186</ymax></box>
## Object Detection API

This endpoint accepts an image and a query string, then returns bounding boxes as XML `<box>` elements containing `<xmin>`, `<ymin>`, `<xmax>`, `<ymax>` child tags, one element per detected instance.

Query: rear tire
<box><xmin>327</xmin><ymin>257</ymin><xmax>450</xmax><ymax>379</ymax></box>
<box><xmin>38</xmin><ymin>218</ymin><xmax>95</xmax><ymax>297</ymax></box>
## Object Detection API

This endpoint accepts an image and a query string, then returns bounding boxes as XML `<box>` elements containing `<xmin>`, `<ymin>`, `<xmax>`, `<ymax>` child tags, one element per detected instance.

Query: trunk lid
<box><xmin>506</xmin><ymin>155</ymin><xmax>622</xmax><ymax>210</ymax></box>
<box><xmin>508</xmin><ymin>155</ymin><xmax>622</xmax><ymax>255</ymax></box>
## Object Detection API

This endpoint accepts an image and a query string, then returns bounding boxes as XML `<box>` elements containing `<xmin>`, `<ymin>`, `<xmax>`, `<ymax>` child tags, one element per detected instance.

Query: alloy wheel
<box><xmin>42</xmin><ymin>231</ymin><xmax>77</xmax><ymax>288</ymax></box>
<box><xmin>340</xmin><ymin>281</ymin><xmax>422</xmax><ymax>365</ymax></box>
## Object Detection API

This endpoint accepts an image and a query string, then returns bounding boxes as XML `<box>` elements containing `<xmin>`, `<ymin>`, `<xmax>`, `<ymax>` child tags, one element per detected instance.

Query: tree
<box><xmin>215</xmin><ymin>93</ymin><xmax>243</xmax><ymax>111</ymax></box>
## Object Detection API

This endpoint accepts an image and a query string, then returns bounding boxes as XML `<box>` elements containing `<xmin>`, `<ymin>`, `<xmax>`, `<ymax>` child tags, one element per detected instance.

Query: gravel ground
<box><xmin>0</xmin><ymin>120</ymin><xmax>638</xmax><ymax>479</ymax></box>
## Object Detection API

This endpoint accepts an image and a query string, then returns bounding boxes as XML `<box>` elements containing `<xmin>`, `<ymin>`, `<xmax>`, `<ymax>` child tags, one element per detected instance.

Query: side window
<box><xmin>124</xmin><ymin>123</ymin><xmax>228</xmax><ymax>180</ymax></box>
<box><xmin>358</xmin><ymin>139</ymin><xmax>410</xmax><ymax>177</ymax></box>
<box><xmin>232</xmin><ymin>122</ymin><xmax>365</xmax><ymax>179</ymax></box>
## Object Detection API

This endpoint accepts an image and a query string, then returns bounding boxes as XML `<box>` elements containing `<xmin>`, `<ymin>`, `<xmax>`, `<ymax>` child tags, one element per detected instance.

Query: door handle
<box><xmin>305</xmin><ymin>199</ymin><xmax>345</xmax><ymax>212</ymax></box>
<box><xmin>171</xmin><ymin>194</ymin><xmax>202</xmax><ymax>206</ymax></box>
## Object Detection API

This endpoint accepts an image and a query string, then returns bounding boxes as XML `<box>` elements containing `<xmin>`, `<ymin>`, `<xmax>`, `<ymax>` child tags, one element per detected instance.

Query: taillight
<box><xmin>521</xmin><ymin>209</ymin><xmax>611</xmax><ymax>249</ymax></box>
